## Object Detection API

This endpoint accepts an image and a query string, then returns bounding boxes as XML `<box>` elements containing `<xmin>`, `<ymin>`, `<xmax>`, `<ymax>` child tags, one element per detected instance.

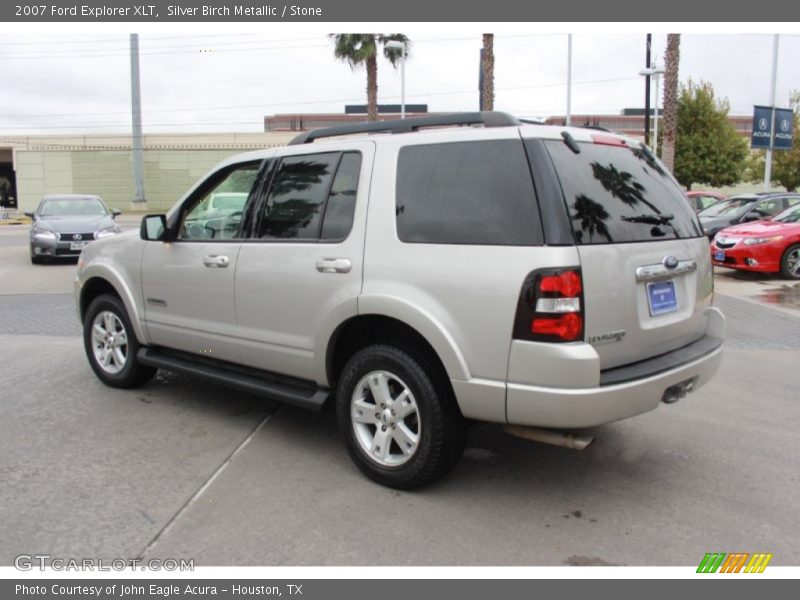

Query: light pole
<box><xmin>385</xmin><ymin>40</ymin><xmax>406</xmax><ymax>119</ymax></box>
<box><xmin>639</xmin><ymin>63</ymin><xmax>665</xmax><ymax>155</ymax></box>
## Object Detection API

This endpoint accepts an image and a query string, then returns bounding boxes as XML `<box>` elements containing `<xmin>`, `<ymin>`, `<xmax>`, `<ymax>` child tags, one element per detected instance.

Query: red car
<box><xmin>711</xmin><ymin>204</ymin><xmax>800</xmax><ymax>279</ymax></box>
<box><xmin>686</xmin><ymin>190</ymin><xmax>725</xmax><ymax>213</ymax></box>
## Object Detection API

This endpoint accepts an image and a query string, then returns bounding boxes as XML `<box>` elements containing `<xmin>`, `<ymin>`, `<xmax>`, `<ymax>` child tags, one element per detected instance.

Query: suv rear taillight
<box><xmin>512</xmin><ymin>268</ymin><xmax>584</xmax><ymax>343</ymax></box>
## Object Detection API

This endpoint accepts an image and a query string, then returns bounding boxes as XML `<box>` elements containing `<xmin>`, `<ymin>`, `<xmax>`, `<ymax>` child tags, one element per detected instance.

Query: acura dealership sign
<box><xmin>752</xmin><ymin>105</ymin><xmax>794</xmax><ymax>150</ymax></box>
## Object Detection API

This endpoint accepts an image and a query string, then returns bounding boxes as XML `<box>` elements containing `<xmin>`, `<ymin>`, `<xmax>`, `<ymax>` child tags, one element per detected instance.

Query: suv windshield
<box><xmin>697</xmin><ymin>196</ymin><xmax>756</xmax><ymax>218</ymax></box>
<box><xmin>545</xmin><ymin>140</ymin><xmax>702</xmax><ymax>244</ymax></box>
<box><xmin>40</xmin><ymin>197</ymin><xmax>107</xmax><ymax>217</ymax></box>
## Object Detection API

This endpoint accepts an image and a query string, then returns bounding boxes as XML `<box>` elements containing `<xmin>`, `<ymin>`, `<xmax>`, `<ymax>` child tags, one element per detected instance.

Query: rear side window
<box><xmin>396</xmin><ymin>140</ymin><xmax>543</xmax><ymax>245</ymax></box>
<box><xmin>255</xmin><ymin>152</ymin><xmax>361</xmax><ymax>241</ymax></box>
<box><xmin>545</xmin><ymin>141</ymin><xmax>702</xmax><ymax>244</ymax></box>
<box><xmin>321</xmin><ymin>152</ymin><xmax>361</xmax><ymax>241</ymax></box>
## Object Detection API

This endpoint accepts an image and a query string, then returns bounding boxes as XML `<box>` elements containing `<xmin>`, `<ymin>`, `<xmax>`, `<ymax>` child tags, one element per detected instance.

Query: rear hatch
<box><xmin>544</xmin><ymin>136</ymin><xmax>712</xmax><ymax>370</ymax></box>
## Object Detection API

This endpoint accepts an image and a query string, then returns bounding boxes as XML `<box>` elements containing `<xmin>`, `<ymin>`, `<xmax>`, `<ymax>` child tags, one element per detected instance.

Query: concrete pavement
<box><xmin>1</xmin><ymin>225</ymin><xmax>799</xmax><ymax>566</ymax></box>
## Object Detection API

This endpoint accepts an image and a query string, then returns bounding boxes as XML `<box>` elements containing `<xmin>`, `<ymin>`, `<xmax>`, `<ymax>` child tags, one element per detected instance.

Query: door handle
<box><xmin>315</xmin><ymin>257</ymin><xmax>352</xmax><ymax>274</ymax></box>
<box><xmin>203</xmin><ymin>255</ymin><xmax>230</xmax><ymax>268</ymax></box>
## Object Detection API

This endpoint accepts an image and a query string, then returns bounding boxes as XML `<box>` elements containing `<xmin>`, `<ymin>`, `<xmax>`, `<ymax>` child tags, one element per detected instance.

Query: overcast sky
<box><xmin>0</xmin><ymin>31</ymin><xmax>798</xmax><ymax>136</ymax></box>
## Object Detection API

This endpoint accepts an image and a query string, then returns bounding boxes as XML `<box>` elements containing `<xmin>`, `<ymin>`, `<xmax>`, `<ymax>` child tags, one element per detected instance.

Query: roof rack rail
<box><xmin>579</xmin><ymin>124</ymin><xmax>612</xmax><ymax>133</ymax></box>
<box><xmin>288</xmin><ymin>111</ymin><xmax>520</xmax><ymax>145</ymax></box>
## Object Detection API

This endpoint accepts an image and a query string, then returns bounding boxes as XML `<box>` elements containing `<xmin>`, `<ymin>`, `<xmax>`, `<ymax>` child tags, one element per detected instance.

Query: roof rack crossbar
<box><xmin>288</xmin><ymin>111</ymin><xmax>520</xmax><ymax>145</ymax></box>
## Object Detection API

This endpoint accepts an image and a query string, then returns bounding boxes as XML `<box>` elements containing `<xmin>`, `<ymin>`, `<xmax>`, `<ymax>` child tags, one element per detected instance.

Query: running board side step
<box><xmin>137</xmin><ymin>347</ymin><xmax>330</xmax><ymax>411</ymax></box>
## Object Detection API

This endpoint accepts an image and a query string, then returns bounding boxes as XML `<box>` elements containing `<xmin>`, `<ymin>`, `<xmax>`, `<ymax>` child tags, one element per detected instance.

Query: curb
<box><xmin>0</xmin><ymin>218</ymin><xmax>30</xmax><ymax>226</ymax></box>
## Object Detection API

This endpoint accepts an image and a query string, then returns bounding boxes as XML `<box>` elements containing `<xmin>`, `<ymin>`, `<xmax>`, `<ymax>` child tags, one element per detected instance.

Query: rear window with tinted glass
<box><xmin>396</xmin><ymin>140</ymin><xmax>543</xmax><ymax>245</ymax></box>
<box><xmin>545</xmin><ymin>140</ymin><xmax>702</xmax><ymax>244</ymax></box>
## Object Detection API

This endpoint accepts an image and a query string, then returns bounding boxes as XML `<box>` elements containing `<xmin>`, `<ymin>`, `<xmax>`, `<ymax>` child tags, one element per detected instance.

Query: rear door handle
<box><xmin>203</xmin><ymin>255</ymin><xmax>230</xmax><ymax>268</ymax></box>
<box><xmin>315</xmin><ymin>257</ymin><xmax>352</xmax><ymax>274</ymax></box>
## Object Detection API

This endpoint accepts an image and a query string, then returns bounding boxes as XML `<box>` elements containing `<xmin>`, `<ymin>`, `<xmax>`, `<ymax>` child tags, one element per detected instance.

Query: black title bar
<box><xmin>4</xmin><ymin>0</ymin><xmax>800</xmax><ymax>22</ymax></box>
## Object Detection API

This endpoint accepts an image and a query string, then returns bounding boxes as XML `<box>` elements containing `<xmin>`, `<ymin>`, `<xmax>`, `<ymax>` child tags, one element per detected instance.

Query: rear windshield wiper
<box><xmin>621</xmin><ymin>214</ymin><xmax>674</xmax><ymax>226</ymax></box>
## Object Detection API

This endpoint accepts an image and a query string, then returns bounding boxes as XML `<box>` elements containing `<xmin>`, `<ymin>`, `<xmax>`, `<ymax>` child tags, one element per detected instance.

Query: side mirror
<box><xmin>112</xmin><ymin>209</ymin><xmax>122</xmax><ymax>218</ymax></box>
<box><xmin>742</xmin><ymin>212</ymin><xmax>761</xmax><ymax>222</ymax></box>
<box><xmin>140</xmin><ymin>214</ymin><xmax>168</xmax><ymax>241</ymax></box>
<box><xmin>24</xmin><ymin>211</ymin><xmax>35</xmax><ymax>219</ymax></box>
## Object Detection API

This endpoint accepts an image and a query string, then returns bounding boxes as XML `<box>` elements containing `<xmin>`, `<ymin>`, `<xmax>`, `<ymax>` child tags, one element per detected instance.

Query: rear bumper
<box><xmin>505</xmin><ymin>338</ymin><xmax>723</xmax><ymax>428</ymax></box>
<box><xmin>455</xmin><ymin>306</ymin><xmax>725</xmax><ymax>428</ymax></box>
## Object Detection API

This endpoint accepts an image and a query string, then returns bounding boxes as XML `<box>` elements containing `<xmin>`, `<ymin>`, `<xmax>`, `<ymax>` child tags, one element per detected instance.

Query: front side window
<box><xmin>395</xmin><ymin>140</ymin><xmax>543</xmax><ymax>245</ymax></box>
<box><xmin>178</xmin><ymin>162</ymin><xmax>260</xmax><ymax>240</ymax></box>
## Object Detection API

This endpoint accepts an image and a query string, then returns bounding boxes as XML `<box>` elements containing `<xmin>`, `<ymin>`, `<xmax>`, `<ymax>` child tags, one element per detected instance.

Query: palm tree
<box><xmin>481</xmin><ymin>34</ymin><xmax>494</xmax><ymax>111</ymax></box>
<box><xmin>661</xmin><ymin>34</ymin><xmax>681</xmax><ymax>171</ymax></box>
<box><xmin>331</xmin><ymin>34</ymin><xmax>408</xmax><ymax>121</ymax></box>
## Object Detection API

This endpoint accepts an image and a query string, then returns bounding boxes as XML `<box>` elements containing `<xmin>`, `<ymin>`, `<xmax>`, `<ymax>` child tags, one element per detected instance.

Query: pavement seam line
<box><xmin>136</xmin><ymin>409</ymin><xmax>276</xmax><ymax>560</ymax></box>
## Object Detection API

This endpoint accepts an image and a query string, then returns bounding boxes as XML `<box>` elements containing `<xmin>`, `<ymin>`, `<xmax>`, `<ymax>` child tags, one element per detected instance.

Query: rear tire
<box><xmin>780</xmin><ymin>244</ymin><xmax>800</xmax><ymax>280</ymax></box>
<box><xmin>336</xmin><ymin>344</ymin><xmax>467</xmax><ymax>489</ymax></box>
<box><xmin>83</xmin><ymin>294</ymin><xmax>156</xmax><ymax>388</ymax></box>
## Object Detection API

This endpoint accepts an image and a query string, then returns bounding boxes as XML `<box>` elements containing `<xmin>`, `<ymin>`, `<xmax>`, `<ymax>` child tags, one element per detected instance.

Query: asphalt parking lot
<box><xmin>1</xmin><ymin>219</ymin><xmax>799</xmax><ymax>567</ymax></box>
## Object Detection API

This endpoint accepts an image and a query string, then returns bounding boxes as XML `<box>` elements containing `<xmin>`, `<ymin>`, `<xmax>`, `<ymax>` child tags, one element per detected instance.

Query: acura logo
<box><xmin>72</xmin><ymin>234</ymin><xmax>82</xmax><ymax>241</ymax></box>
<box><xmin>663</xmin><ymin>255</ymin><xmax>679</xmax><ymax>270</ymax></box>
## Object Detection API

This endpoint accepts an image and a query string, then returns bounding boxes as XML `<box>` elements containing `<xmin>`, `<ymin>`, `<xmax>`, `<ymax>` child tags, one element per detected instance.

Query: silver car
<box><xmin>75</xmin><ymin>113</ymin><xmax>725</xmax><ymax>489</ymax></box>
<box><xmin>26</xmin><ymin>194</ymin><xmax>121</xmax><ymax>264</ymax></box>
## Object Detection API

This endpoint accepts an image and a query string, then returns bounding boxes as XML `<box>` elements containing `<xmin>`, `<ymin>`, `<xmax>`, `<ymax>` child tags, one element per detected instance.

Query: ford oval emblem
<box><xmin>663</xmin><ymin>255</ymin><xmax>679</xmax><ymax>270</ymax></box>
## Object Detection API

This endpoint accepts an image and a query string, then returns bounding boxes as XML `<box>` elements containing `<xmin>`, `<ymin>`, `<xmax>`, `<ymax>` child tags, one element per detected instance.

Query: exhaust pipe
<box><xmin>503</xmin><ymin>425</ymin><xmax>594</xmax><ymax>450</ymax></box>
<box><xmin>661</xmin><ymin>377</ymin><xmax>696</xmax><ymax>404</ymax></box>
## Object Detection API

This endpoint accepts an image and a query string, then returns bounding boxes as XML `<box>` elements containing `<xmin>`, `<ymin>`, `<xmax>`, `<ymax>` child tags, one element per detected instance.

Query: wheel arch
<box><xmin>79</xmin><ymin>270</ymin><xmax>149</xmax><ymax>344</ymax></box>
<box><xmin>325</xmin><ymin>311</ymin><xmax>470</xmax><ymax>393</ymax></box>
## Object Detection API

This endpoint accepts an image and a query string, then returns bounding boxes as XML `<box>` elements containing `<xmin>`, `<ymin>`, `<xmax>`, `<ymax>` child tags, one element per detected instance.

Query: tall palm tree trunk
<box><xmin>366</xmin><ymin>54</ymin><xmax>378</xmax><ymax>121</ymax></box>
<box><xmin>661</xmin><ymin>34</ymin><xmax>681</xmax><ymax>171</ymax></box>
<box><xmin>482</xmin><ymin>34</ymin><xmax>494</xmax><ymax>111</ymax></box>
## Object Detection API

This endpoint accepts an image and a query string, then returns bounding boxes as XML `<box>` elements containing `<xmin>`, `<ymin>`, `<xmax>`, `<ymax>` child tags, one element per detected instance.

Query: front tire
<box><xmin>336</xmin><ymin>345</ymin><xmax>467</xmax><ymax>489</ymax></box>
<box><xmin>780</xmin><ymin>244</ymin><xmax>800</xmax><ymax>280</ymax></box>
<box><xmin>83</xmin><ymin>294</ymin><xmax>156</xmax><ymax>388</ymax></box>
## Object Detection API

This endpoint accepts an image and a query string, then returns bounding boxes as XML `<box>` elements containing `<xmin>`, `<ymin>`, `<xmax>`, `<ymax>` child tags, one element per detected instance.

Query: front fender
<box><xmin>77</xmin><ymin>257</ymin><xmax>149</xmax><ymax>345</ymax></box>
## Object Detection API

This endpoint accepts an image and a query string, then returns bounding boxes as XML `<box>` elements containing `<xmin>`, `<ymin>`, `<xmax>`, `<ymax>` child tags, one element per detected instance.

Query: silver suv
<box><xmin>75</xmin><ymin>113</ymin><xmax>725</xmax><ymax>488</ymax></box>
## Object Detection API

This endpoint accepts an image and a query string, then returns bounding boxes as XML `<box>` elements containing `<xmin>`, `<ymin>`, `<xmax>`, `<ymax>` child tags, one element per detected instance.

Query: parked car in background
<box><xmin>25</xmin><ymin>194</ymin><xmax>121</xmax><ymax>264</ymax></box>
<box><xmin>698</xmin><ymin>193</ymin><xmax>800</xmax><ymax>239</ymax></box>
<box><xmin>686</xmin><ymin>191</ymin><xmax>724</xmax><ymax>213</ymax></box>
<box><xmin>711</xmin><ymin>203</ymin><xmax>800</xmax><ymax>279</ymax></box>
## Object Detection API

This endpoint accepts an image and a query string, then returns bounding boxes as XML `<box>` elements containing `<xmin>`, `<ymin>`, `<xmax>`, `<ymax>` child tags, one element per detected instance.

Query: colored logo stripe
<box><xmin>697</xmin><ymin>552</ymin><xmax>772</xmax><ymax>573</ymax></box>
<box><xmin>720</xmin><ymin>553</ymin><xmax>749</xmax><ymax>573</ymax></box>
<box><xmin>744</xmin><ymin>553</ymin><xmax>773</xmax><ymax>574</ymax></box>
<box><xmin>697</xmin><ymin>553</ymin><xmax>726</xmax><ymax>573</ymax></box>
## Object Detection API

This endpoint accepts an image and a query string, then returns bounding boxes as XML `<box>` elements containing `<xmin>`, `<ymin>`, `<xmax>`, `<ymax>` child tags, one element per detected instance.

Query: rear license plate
<box><xmin>70</xmin><ymin>241</ymin><xmax>89</xmax><ymax>251</ymax></box>
<box><xmin>714</xmin><ymin>250</ymin><xmax>725</xmax><ymax>261</ymax></box>
<box><xmin>647</xmin><ymin>280</ymin><xmax>678</xmax><ymax>316</ymax></box>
